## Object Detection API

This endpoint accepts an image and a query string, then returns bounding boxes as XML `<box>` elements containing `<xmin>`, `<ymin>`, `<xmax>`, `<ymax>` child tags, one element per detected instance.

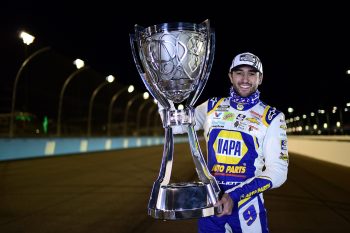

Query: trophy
<box><xmin>130</xmin><ymin>19</ymin><xmax>221</xmax><ymax>220</ymax></box>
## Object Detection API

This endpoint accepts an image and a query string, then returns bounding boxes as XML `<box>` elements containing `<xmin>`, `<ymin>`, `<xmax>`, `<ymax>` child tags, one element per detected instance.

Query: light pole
<box><xmin>107</xmin><ymin>85</ymin><xmax>134</xmax><ymax>136</ymax></box>
<box><xmin>136</xmin><ymin>99</ymin><xmax>156</xmax><ymax>135</ymax></box>
<box><xmin>146</xmin><ymin>104</ymin><xmax>158</xmax><ymax>135</ymax></box>
<box><xmin>339</xmin><ymin>106</ymin><xmax>344</xmax><ymax>134</ymax></box>
<box><xmin>56</xmin><ymin>59</ymin><xmax>88</xmax><ymax>136</ymax></box>
<box><xmin>153</xmin><ymin>108</ymin><xmax>162</xmax><ymax>135</ymax></box>
<box><xmin>9</xmin><ymin>46</ymin><xmax>51</xmax><ymax>137</ymax></box>
<box><xmin>123</xmin><ymin>92</ymin><xmax>149</xmax><ymax>136</ymax></box>
<box><xmin>87</xmin><ymin>75</ymin><xmax>115</xmax><ymax>136</ymax></box>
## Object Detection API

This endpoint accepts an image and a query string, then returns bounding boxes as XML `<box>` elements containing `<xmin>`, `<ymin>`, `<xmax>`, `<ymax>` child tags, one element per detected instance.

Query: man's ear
<box><xmin>228</xmin><ymin>72</ymin><xmax>233</xmax><ymax>83</ymax></box>
<box><xmin>258</xmin><ymin>74</ymin><xmax>263</xmax><ymax>85</ymax></box>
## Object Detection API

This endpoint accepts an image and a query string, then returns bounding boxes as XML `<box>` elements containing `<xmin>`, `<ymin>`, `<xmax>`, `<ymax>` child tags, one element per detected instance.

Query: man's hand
<box><xmin>215</xmin><ymin>193</ymin><xmax>234</xmax><ymax>217</ymax></box>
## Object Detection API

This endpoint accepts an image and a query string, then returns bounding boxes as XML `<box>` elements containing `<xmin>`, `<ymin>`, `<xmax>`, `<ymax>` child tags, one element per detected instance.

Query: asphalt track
<box><xmin>0</xmin><ymin>142</ymin><xmax>349</xmax><ymax>233</ymax></box>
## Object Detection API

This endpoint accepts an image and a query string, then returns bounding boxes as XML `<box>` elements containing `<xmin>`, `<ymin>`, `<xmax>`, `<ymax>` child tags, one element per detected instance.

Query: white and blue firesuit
<box><xmin>168</xmin><ymin>90</ymin><xmax>289</xmax><ymax>233</ymax></box>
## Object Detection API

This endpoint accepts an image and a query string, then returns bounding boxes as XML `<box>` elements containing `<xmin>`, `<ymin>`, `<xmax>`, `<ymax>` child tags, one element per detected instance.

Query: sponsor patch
<box><xmin>246</xmin><ymin>117</ymin><xmax>260</xmax><ymax>125</ymax></box>
<box><xmin>223</xmin><ymin>112</ymin><xmax>235</xmax><ymax>121</ymax></box>
<box><xmin>281</xmin><ymin>140</ymin><xmax>287</xmax><ymax>150</ymax></box>
<box><xmin>279</xmin><ymin>152</ymin><xmax>289</xmax><ymax>163</ymax></box>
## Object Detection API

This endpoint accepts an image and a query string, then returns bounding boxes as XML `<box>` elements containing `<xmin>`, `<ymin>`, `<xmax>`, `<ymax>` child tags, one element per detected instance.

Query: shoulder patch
<box><xmin>259</xmin><ymin>101</ymin><xmax>267</xmax><ymax>108</ymax></box>
<box><xmin>262</xmin><ymin>106</ymin><xmax>281</xmax><ymax>126</ymax></box>
<box><xmin>208</xmin><ymin>97</ymin><xmax>225</xmax><ymax>112</ymax></box>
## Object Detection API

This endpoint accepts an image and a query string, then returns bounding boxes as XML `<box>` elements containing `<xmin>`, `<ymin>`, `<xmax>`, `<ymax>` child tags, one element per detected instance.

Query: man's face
<box><xmin>228</xmin><ymin>66</ymin><xmax>263</xmax><ymax>97</ymax></box>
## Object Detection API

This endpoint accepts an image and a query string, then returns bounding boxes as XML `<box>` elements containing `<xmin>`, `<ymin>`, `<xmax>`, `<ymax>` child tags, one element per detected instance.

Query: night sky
<box><xmin>2</xmin><ymin>2</ymin><xmax>350</xmax><ymax>119</ymax></box>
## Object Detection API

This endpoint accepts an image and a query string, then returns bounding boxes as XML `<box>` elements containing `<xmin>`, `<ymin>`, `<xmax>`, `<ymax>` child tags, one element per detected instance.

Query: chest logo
<box><xmin>213</xmin><ymin>131</ymin><xmax>248</xmax><ymax>164</ymax></box>
<box><xmin>237</xmin><ymin>103</ymin><xmax>244</xmax><ymax>110</ymax></box>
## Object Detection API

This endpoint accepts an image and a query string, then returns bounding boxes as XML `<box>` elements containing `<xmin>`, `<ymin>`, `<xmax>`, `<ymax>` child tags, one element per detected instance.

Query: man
<box><xmin>160</xmin><ymin>52</ymin><xmax>289</xmax><ymax>232</ymax></box>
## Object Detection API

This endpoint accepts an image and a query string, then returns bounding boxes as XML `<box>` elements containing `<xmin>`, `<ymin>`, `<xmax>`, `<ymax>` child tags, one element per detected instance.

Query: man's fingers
<box><xmin>216</xmin><ymin>205</ymin><xmax>229</xmax><ymax>217</ymax></box>
<box><xmin>214</xmin><ymin>201</ymin><xmax>222</xmax><ymax>207</ymax></box>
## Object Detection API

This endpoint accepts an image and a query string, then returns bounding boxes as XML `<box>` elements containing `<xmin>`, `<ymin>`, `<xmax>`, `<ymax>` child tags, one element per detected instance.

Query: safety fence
<box><xmin>0</xmin><ymin>136</ymin><xmax>188</xmax><ymax>161</ymax></box>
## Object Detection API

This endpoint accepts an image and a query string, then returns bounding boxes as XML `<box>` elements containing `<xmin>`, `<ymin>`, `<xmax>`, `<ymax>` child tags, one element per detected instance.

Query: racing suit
<box><xmin>162</xmin><ymin>90</ymin><xmax>289</xmax><ymax>233</ymax></box>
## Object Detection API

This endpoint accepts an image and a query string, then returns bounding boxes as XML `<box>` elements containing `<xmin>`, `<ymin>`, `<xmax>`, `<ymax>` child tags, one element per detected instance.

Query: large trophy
<box><xmin>130</xmin><ymin>19</ymin><xmax>221</xmax><ymax>220</ymax></box>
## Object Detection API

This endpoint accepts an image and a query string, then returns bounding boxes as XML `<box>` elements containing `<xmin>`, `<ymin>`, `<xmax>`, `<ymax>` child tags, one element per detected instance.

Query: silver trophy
<box><xmin>130</xmin><ymin>19</ymin><xmax>221</xmax><ymax>220</ymax></box>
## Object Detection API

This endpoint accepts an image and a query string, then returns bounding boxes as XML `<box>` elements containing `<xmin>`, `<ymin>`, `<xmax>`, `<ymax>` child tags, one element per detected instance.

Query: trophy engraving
<box><xmin>130</xmin><ymin>19</ymin><xmax>221</xmax><ymax>220</ymax></box>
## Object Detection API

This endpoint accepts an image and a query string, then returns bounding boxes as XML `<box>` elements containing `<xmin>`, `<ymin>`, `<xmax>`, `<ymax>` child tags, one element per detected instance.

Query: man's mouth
<box><xmin>239</xmin><ymin>84</ymin><xmax>251</xmax><ymax>89</ymax></box>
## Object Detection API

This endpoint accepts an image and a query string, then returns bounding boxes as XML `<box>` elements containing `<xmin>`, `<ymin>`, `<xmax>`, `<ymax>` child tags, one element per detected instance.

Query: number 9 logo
<box><xmin>243</xmin><ymin>204</ymin><xmax>257</xmax><ymax>226</ymax></box>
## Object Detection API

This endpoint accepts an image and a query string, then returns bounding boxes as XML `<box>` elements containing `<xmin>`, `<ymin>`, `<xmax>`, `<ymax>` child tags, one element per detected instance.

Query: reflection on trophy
<box><xmin>130</xmin><ymin>19</ymin><xmax>221</xmax><ymax>220</ymax></box>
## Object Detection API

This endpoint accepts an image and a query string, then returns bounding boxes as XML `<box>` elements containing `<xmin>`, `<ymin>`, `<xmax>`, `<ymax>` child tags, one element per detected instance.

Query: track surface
<box><xmin>1</xmin><ymin>143</ymin><xmax>349</xmax><ymax>232</ymax></box>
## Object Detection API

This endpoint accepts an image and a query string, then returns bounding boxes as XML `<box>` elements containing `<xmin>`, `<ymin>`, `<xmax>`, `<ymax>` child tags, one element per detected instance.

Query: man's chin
<box><xmin>238</xmin><ymin>90</ymin><xmax>252</xmax><ymax>97</ymax></box>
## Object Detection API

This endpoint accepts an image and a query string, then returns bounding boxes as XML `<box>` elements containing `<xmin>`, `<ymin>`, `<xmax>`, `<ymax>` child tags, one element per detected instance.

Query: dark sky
<box><xmin>2</xmin><ymin>2</ymin><xmax>350</xmax><ymax>118</ymax></box>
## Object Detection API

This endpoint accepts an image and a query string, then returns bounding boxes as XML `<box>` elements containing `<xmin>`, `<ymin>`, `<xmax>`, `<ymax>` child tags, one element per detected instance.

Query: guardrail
<box><xmin>1</xmin><ymin>135</ymin><xmax>350</xmax><ymax>167</ymax></box>
<box><xmin>288</xmin><ymin>135</ymin><xmax>350</xmax><ymax>167</ymax></box>
<box><xmin>0</xmin><ymin>136</ymin><xmax>187</xmax><ymax>161</ymax></box>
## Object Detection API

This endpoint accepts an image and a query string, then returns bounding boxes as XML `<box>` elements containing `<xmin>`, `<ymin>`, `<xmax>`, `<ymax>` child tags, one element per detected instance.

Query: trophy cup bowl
<box><xmin>130</xmin><ymin>19</ymin><xmax>221</xmax><ymax>220</ymax></box>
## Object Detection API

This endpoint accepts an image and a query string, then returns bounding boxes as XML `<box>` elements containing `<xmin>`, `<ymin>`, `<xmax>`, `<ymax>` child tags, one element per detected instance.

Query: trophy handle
<box><xmin>186</xmin><ymin>19</ymin><xmax>216</xmax><ymax>107</ymax></box>
<box><xmin>129</xmin><ymin>30</ymin><xmax>171</xmax><ymax>110</ymax></box>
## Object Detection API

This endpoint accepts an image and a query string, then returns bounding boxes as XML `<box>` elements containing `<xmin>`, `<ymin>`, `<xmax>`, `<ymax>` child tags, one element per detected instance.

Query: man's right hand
<box><xmin>215</xmin><ymin>193</ymin><xmax>234</xmax><ymax>217</ymax></box>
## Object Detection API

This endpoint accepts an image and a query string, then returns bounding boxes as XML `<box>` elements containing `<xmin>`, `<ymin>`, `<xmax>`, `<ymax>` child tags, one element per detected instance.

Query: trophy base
<box><xmin>149</xmin><ymin>205</ymin><xmax>221</xmax><ymax>220</ymax></box>
<box><xmin>148</xmin><ymin>182</ymin><xmax>221</xmax><ymax>220</ymax></box>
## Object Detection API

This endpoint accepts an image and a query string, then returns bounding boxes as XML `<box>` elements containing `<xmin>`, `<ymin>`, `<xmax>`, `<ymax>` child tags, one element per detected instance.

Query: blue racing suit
<box><xmin>167</xmin><ymin>92</ymin><xmax>289</xmax><ymax>232</ymax></box>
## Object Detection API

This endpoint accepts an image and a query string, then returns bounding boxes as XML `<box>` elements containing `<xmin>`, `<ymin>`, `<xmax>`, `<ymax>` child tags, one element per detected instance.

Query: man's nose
<box><xmin>242</xmin><ymin>73</ymin><xmax>250</xmax><ymax>81</ymax></box>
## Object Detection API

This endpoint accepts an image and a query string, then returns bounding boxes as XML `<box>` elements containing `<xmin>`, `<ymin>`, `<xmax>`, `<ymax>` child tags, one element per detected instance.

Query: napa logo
<box><xmin>213</xmin><ymin>131</ymin><xmax>248</xmax><ymax>164</ymax></box>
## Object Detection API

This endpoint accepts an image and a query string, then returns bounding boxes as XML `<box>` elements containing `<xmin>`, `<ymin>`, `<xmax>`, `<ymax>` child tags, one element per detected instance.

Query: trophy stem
<box><xmin>157</xmin><ymin>127</ymin><xmax>174</xmax><ymax>186</ymax></box>
<box><xmin>187</xmin><ymin>126</ymin><xmax>221</xmax><ymax>205</ymax></box>
<box><xmin>148</xmin><ymin>127</ymin><xmax>174</xmax><ymax>211</ymax></box>
<box><xmin>147</xmin><ymin>125</ymin><xmax>222</xmax><ymax>220</ymax></box>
